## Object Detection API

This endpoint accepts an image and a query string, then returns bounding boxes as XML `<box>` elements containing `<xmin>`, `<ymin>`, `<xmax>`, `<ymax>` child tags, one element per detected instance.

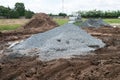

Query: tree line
<box><xmin>1</xmin><ymin>3</ymin><xmax>120</xmax><ymax>19</ymax></box>
<box><xmin>78</xmin><ymin>10</ymin><xmax>120</xmax><ymax>18</ymax></box>
<box><xmin>0</xmin><ymin>2</ymin><xmax>34</xmax><ymax>18</ymax></box>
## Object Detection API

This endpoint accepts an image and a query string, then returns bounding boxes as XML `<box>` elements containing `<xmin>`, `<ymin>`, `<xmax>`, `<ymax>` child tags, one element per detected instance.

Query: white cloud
<box><xmin>0</xmin><ymin>0</ymin><xmax>120</xmax><ymax>14</ymax></box>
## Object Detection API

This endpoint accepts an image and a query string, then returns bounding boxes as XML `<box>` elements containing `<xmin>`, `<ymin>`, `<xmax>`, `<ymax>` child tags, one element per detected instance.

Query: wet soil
<box><xmin>0</xmin><ymin>27</ymin><xmax>120</xmax><ymax>80</ymax></box>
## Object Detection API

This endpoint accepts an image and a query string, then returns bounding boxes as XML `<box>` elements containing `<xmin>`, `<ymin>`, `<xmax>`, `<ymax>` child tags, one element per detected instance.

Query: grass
<box><xmin>53</xmin><ymin>18</ymin><xmax>68</xmax><ymax>25</ymax></box>
<box><xmin>0</xmin><ymin>24</ymin><xmax>21</xmax><ymax>31</ymax></box>
<box><xmin>75</xmin><ymin>18</ymin><xmax>120</xmax><ymax>26</ymax></box>
<box><xmin>0</xmin><ymin>19</ymin><xmax>29</xmax><ymax>31</ymax></box>
<box><xmin>0</xmin><ymin>18</ymin><xmax>119</xmax><ymax>31</ymax></box>
<box><xmin>0</xmin><ymin>19</ymin><xmax>68</xmax><ymax>31</ymax></box>
<box><xmin>81</xmin><ymin>18</ymin><xmax>120</xmax><ymax>24</ymax></box>
<box><xmin>103</xmin><ymin>18</ymin><xmax>120</xmax><ymax>24</ymax></box>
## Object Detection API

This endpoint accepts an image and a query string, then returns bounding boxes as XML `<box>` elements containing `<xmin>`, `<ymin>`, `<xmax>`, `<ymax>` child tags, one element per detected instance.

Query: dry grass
<box><xmin>0</xmin><ymin>19</ymin><xmax>30</xmax><ymax>25</ymax></box>
<box><xmin>0</xmin><ymin>19</ymin><xmax>30</xmax><ymax>31</ymax></box>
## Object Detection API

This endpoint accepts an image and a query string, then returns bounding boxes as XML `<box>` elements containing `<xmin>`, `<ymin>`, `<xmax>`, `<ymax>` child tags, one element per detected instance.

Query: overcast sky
<box><xmin>0</xmin><ymin>0</ymin><xmax>120</xmax><ymax>14</ymax></box>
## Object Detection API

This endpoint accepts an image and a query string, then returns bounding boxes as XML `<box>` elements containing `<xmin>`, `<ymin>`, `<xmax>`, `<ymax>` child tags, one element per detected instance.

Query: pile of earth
<box><xmin>21</xmin><ymin>13</ymin><xmax>58</xmax><ymax>32</ymax></box>
<box><xmin>11</xmin><ymin>23</ymin><xmax>105</xmax><ymax>61</ymax></box>
<box><xmin>80</xmin><ymin>18</ymin><xmax>111</xmax><ymax>28</ymax></box>
<box><xmin>0</xmin><ymin>13</ymin><xmax>58</xmax><ymax>43</ymax></box>
<box><xmin>0</xmin><ymin>26</ymin><xmax>120</xmax><ymax>80</ymax></box>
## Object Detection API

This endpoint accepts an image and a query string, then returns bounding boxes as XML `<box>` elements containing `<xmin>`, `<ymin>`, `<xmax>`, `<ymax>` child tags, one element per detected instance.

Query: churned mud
<box><xmin>0</xmin><ymin>27</ymin><xmax>120</xmax><ymax>80</ymax></box>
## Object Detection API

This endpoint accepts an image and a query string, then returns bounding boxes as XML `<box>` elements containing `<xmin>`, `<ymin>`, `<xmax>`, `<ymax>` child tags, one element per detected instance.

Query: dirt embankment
<box><xmin>0</xmin><ymin>27</ymin><xmax>120</xmax><ymax>80</ymax></box>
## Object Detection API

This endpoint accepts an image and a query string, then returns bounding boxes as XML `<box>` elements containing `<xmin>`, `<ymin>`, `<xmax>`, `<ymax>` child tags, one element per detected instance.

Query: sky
<box><xmin>0</xmin><ymin>0</ymin><xmax>120</xmax><ymax>14</ymax></box>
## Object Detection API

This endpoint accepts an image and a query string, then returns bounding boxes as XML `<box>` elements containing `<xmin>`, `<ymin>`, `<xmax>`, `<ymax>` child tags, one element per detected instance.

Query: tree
<box><xmin>0</xmin><ymin>6</ymin><xmax>10</xmax><ymax>18</ymax></box>
<box><xmin>59</xmin><ymin>13</ymin><xmax>67</xmax><ymax>17</ymax></box>
<box><xmin>0</xmin><ymin>3</ymin><xmax>35</xmax><ymax>18</ymax></box>
<box><xmin>49</xmin><ymin>13</ymin><xmax>53</xmax><ymax>16</ymax></box>
<box><xmin>15</xmin><ymin>2</ymin><xmax>25</xmax><ymax>16</ymax></box>
<box><xmin>25</xmin><ymin>10</ymin><xmax>34</xmax><ymax>19</ymax></box>
<box><xmin>9</xmin><ymin>9</ymin><xmax>19</xmax><ymax>18</ymax></box>
<box><xmin>78</xmin><ymin>10</ymin><xmax>120</xmax><ymax>18</ymax></box>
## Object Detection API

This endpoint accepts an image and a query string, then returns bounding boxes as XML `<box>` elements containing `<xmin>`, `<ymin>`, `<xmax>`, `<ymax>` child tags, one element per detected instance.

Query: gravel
<box><xmin>12</xmin><ymin>23</ymin><xmax>105</xmax><ymax>61</ymax></box>
<box><xmin>80</xmin><ymin>18</ymin><xmax>111</xmax><ymax>28</ymax></box>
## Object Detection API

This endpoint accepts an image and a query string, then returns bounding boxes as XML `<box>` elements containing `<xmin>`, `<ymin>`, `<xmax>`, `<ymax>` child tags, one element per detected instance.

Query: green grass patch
<box><xmin>74</xmin><ymin>18</ymin><xmax>120</xmax><ymax>26</ymax></box>
<box><xmin>82</xmin><ymin>18</ymin><xmax>120</xmax><ymax>24</ymax></box>
<box><xmin>0</xmin><ymin>24</ymin><xmax>21</xmax><ymax>31</ymax></box>
<box><xmin>54</xmin><ymin>18</ymin><xmax>68</xmax><ymax>25</ymax></box>
<box><xmin>103</xmin><ymin>18</ymin><xmax>120</xmax><ymax>23</ymax></box>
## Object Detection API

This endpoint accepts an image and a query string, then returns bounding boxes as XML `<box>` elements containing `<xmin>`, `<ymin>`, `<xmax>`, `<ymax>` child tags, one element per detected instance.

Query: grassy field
<box><xmin>81</xmin><ymin>18</ymin><xmax>120</xmax><ymax>23</ymax></box>
<box><xmin>0</xmin><ymin>19</ymin><xmax>29</xmax><ymax>31</ymax></box>
<box><xmin>53</xmin><ymin>18</ymin><xmax>68</xmax><ymax>25</ymax></box>
<box><xmin>0</xmin><ymin>18</ymin><xmax>120</xmax><ymax>31</ymax></box>
<box><xmin>0</xmin><ymin>18</ymin><xmax>68</xmax><ymax>31</ymax></box>
<box><xmin>0</xmin><ymin>24</ymin><xmax>20</xmax><ymax>31</ymax></box>
<box><xmin>103</xmin><ymin>18</ymin><xmax>120</xmax><ymax>23</ymax></box>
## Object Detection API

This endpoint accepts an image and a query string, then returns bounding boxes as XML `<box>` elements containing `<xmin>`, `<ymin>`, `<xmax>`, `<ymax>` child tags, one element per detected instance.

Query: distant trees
<box><xmin>9</xmin><ymin>9</ymin><xmax>19</xmax><ymax>18</ymax></box>
<box><xmin>78</xmin><ymin>10</ymin><xmax>120</xmax><ymax>18</ymax></box>
<box><xmin>0</xmin><ymin>6</ymin><xmax>10</xmax><ymax>18</ymax></box>
<box><xmin>0</xmin><ymin>2</ymin><xmax>34</xmax><ymax>18</ymax></box>
<box><xmin>1</xmin><ymin>3</ymin><xmax>120</xmax><ymax>19</ymax></box>
<box><xmin>15</xmin><ymin>2</ymin><xmax>25</xmax><ymax>16</ymax></box>
<box><xmin>59</xmin><ymin>13</ymin><xmax>67</xmax><ymax>17</ymax></box>
<box><xmin>25</xmin><ymin>10</ymin><xmax>34</xmax><ymax>18</ymax></box>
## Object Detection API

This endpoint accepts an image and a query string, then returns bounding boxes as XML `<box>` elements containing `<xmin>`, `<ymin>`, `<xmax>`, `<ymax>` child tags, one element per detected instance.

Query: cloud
<box><xmin>0</xmin><ymin>0</ymin><xmax>120</xmax><ymax>14</ymax></box>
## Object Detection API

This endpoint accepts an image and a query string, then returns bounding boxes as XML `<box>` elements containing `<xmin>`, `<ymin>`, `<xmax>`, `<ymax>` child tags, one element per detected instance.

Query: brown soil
<box><xmin>0</xmin><ymin>13</ymin><xmax>58</xmax><ymax>44</ymax></box>
<box><xmin>0</xmin><ymin>27</ymin><xmax>120</xmax><ymax>80</ymax></box>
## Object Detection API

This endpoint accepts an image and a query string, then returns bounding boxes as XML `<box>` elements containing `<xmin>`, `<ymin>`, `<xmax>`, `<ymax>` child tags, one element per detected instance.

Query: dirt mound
<box><xmin>22</xmin><ymin>13</ymin><xmax>58</xmax><ymax>29</ymax></box>
<box><xmin>80</xmin><ymin>18</ymin><xmax>111</xmax><ymax>28</ymax></box>
<box><xmin>0</xmin><ymin>13</ymin><xmax>58</xmax><ymax>43</ymax></box>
